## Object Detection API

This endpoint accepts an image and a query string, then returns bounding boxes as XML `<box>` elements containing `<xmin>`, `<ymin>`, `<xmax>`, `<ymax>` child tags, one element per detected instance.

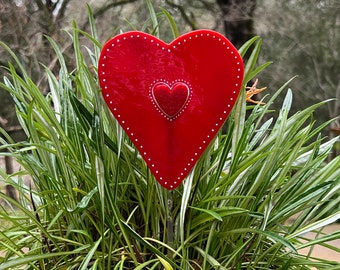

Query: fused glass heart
<box><xmin>98</xmin><ymin>30</ymin><xmax>244</xmax><ymax>189</ymax></box>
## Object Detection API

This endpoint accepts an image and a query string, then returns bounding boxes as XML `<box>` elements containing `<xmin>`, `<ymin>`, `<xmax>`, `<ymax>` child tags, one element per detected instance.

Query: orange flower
<box><xmin>246</xmin><ymin>78</ymin><xmax>267</xmax><ymax>105</ymax></box>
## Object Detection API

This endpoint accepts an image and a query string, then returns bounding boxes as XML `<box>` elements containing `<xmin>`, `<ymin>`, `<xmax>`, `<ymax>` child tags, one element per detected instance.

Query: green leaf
<box><xmin>288</xmin><ymin>212</ymin><xmax>340</xmax><ymax>239</ymax></box>
<box><xmin>119</xmin><ymin>221</ymin><xmax>178</xmax><ymax>269</ymax></box>
<box><xmin>191</xmin><ymin>207</ymin><xmax>248</xmax><ymax>229</ymax></box>
<box><xmin>156</xmin><ymin>255</ymin><xmax>174</xmax><ymax>270</ymax></box>
<box><xmin>195</xmin><ymin>247</ymin><xmax>226</xmax><ymax>269</ymax></box>
<box><xmin>189</xmin><ymin>206</ymin><xmax>223</xmax><ymax>221</ymax></box>
<box><xmin>229</xmin><ymin>228</ymin><xmax>297</xmax><ymax>253</ymax></box>
<box><xmin>238</xmin><ymin>36</ymin><xmax>260</xmax><ymax>57</ymax></box>
<box><xmin>146</xmin><ymin>0</ymin><xmax>159</xmax><ymax>37</ymax></box>
<box><xmin>160</xmin><ymin>7</ymin><xmax>179</xmax><ymax>38</ymax></box>
<box><xmin>78</xmin><ymin>236</ymin><xmax>103</xmax><ymax>270</ymax></box>
<box><xmin>71</xmin><ymin>187</ymin><xmax>98</xmax><ymax>212</ymax></box>
<box><xmin>243</xmin><ymin>38</ymin><xmax>263</xmax><ymax>83</ymax></box>
<box><xmin>0</xmin><ymin>251</ymin><xmax>80</xmax><ymax>270</ymax></box>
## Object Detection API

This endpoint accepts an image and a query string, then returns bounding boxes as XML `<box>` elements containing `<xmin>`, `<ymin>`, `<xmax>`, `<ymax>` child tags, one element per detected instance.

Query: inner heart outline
<box><xmin>150</xmin><ymin>79</ymin><xmax>192</xmax><ymax>121</ymax></box>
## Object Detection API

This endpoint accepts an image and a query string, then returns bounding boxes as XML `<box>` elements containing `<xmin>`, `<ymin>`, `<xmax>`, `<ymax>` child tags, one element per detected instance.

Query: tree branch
<box><xmin>165</xmin><ymin>0</ymin><xmax>197</xmax><ymax>30</ymax></box>
<box><xmin>93</xmin><ymin>0</ymin><xmax>138</xmax><ymax>19</ymax></box>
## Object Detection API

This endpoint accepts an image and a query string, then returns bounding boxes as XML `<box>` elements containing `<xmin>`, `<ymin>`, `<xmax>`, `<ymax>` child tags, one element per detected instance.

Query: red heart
<box><xmin>98</xmin><ymin>30</ymin><xmax>244</xmax><ymax>189</ymax></box>
<box><xmin>151</xmin><ymin>81</ymin><xmax>190</xmax><ymax>119</ymax></box>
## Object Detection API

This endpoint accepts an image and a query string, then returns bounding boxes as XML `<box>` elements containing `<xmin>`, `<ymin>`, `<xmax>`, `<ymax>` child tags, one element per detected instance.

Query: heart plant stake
<box><xmin>98</xmin><ymin>30</ymin><xmax>244</xmax><ymax>190</ymax></box>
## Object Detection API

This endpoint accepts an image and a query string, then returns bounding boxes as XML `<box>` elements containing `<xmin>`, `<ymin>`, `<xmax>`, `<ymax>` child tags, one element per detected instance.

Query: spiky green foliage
<box><xmin>0</xmin><ymin>6</ymin><xmax>339</xmax><ymax>270</ymax></box>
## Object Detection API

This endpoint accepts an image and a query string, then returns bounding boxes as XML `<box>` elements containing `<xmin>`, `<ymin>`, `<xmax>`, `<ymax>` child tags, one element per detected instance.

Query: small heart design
<box><xmin>151</xmin><ymin>81</ymin><xmax>191</xmax><ymax>119</ymax></box>
<box><xmin>98</xmin><ymin>30</ymin><xmax>244</xmax><ymax>189</ymax></box>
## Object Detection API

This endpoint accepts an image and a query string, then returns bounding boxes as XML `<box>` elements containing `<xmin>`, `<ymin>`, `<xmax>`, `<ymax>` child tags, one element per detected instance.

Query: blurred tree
<box><xmin>255</xmin><ymin>0</ymin><xmax>339</xmax><ymax>136</ymax></box>
<box><xmin>0</xmin><ymin>0</ymin><xmax>73</xmax><ymax>135</ymax></box>
<box><xmin>217</xmin><ymin>0</ymin><xmax>256</xmax><ymax>48</ymax></box>
<box><xmin>0</xmin><ymin>0</ymin><xmax>71</xmax><ymax>85</ymax></box>
<box><xmin>0</xmin><ymin>0</ymin><xmax>72</xmax><ymax>199</ymax></box>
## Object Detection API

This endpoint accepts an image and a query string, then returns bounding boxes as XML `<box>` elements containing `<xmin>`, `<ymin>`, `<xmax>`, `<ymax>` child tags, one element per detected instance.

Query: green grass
<box><xmin>0</xmin><ymin>5</ymin><xmax>339</xmax><ymax>270</ymax></box>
